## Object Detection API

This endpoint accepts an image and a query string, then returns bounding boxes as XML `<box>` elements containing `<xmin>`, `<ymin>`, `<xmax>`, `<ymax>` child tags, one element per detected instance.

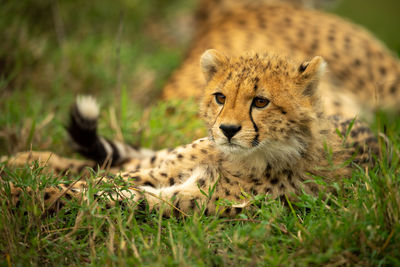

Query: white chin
<box><xmin>217</xmin><ymin>143</ymin><xmax>249</xmax><ymax>155</ymax></box>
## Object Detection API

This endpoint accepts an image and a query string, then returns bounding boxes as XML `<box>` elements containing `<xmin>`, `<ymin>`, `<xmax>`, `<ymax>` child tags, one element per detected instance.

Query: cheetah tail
<box><xmin>67</xmin><ymin>95</ymin><xmax>140</xmax><ymax>167</ymax></box>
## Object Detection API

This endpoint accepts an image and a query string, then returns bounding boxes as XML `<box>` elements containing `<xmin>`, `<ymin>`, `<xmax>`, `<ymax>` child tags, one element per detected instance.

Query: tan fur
<box><xmin>3</xmin><ymin>1</ymin><xmax>392</xmax><ymax>216</ymax></box>
<box><xmin>4</xmin><ymin>52</ymin><xmax>378</xmax><ymax>216</ymax></box>
<box><xmin>162</xmin><ymin>3</ymin><xmax>400</xmax><ymax>118</ymax></box>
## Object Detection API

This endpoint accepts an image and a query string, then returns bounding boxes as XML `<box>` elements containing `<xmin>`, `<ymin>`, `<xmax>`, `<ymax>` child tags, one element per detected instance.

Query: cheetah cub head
<box><xmin>200</xmin><ymin>49</ymin><xmax>327</xmax><ymax>164</ymax></box>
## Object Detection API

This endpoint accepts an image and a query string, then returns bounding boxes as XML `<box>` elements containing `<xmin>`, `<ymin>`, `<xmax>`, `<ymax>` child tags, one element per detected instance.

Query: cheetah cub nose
<box><xmin>219</xmin><ymin>124</ymin><xmax>242</xmax><ymax>140</ymax></box>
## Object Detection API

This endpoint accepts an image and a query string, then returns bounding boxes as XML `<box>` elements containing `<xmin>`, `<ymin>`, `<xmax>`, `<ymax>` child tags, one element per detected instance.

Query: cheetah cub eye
<box><xmin>252</xmin><ymin>97</ymin><xmax>269</xmax><ymax>109</ymax></box>
<box><xmin>213</xmin><ymin>92</ymin><xmax>226</xmax><ymax>105</ymax></box>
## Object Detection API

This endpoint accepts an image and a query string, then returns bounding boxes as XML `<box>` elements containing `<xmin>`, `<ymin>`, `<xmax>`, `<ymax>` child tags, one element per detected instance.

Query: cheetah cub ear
<box><xmin>297</xmin><ymin>56</ymin><xmax>327</xmax><ymax>97</ymax></box>
<box><xmin>200</xmin><ymin>49</ymin><xmax>228</xmax><ymax>82</ymax></box>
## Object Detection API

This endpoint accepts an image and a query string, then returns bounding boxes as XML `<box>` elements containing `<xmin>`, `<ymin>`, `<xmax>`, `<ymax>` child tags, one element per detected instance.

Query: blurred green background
<box><xmin>0</xmin><ymin>0</ymin><xmax>399</xmax><ymax>155</ymax></box>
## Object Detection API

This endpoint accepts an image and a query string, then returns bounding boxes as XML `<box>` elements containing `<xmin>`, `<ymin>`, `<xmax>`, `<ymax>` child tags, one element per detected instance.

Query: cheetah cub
<box><xmin>6</xmin><ymin>50</ymin><xmax>377</xmax><ymax>216</ymax></box>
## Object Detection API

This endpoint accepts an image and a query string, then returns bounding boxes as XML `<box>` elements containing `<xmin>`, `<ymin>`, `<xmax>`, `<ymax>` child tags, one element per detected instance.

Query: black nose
<box><xmin>219</xmin><ymin>124</ymin><xmax>242</xmax><ymax>140</ymax></box>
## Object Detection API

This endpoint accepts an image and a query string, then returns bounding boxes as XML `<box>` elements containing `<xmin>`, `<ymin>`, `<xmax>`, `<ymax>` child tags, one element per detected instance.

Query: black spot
<box><xmin>265</xmin><ymin>164</ymin><xmax>271</xmax><ymax>178</ymax></box>
<box><xmin>62</xmin><ymin>192</ymin><xmax>71</xmax><ymax>200</ymax></box>
<box><xmin>160</xmin><ymin>172</ymin><xmax>168</xmax><ymax>177</ymax></box>
<box><xmin>235</xmin><ymin>207</ymin><xmax>243</xmax><ymax>214</ymax></box>
<box><xmin>44</xmin><ymin>193</ymin><xmax>51</xmax><ymax>200</ymax></box>
<box><xmin>204</xmin><ymin>208</ymin><xmax>209</xmax><ymax>216</ymax></box>
<box><xmin>286</xmin><ymin>171</ymin><xmax>293</xmax><ymax>181</ymax></box>
<box><xmin>173</xmin><ymin>198</ymin><xmax>180</xmax><ymax>208</ymax></box>
<box><xmin>258</xmin><ymin>17</ymin><xmax>267</xmax><ymax>29</ymax></box>
<box><xmin>310</xmin><ymin>185</ymin><xmax>319</xmax><ymax>194</ymax></box>
<box><xmin>338</xmin><ymin>70</ymin><xmax>348</xmax><ymax>79</ymax></box>
<box><xmin>310</xmin><ymin>41</ymin><xmax>319</xmax><ymax>51</ymax></box>
<box><xmin>237</xmin><ymin>19</ymin><xmax>246</xmax><ymax>26</ymax></box>
<box><xmin>131</xmin><ymin>176</ymin><xmax>141</xmax><ymax>182</ymax></box>
<box><xmin>353</xmin><ymin>59</ymin><xmax>361</xmax><ymax>67</ymax></box>
<box><xmin>198</xmin><ymin>179</ymin><xmax>205</xmax><ymax>187</ymax></box>
<box><xmin>357</xmin><ymin>146</ymin><xmax>366</xmax><ymax>155</ymax></box>
<box><xmin>225</xmin><ymin>207</ymin><xmax>231</xmax><ymax>215</ymax></box>
<box><xmin>227</xmin><ymin>72</ymin><xmax>232</xmax><ymax>80</ymax></box>
<box><xmin>279</xmin><ymin>195</ymin><xmax>288</xmax><ymax>205</ymax></box>
<box><xmin>169</xmin><ymin>178</ymin><xmax>175</xmax><ymax>186</ymax></box>
<box><xmin>390</xmin><ymin>85</ymin><xmax>397</xmax><ymax>94</ymax></box>
<box><xmin>224</xmin><ymin>177</ymin><xmax>231</xmax><ymax>184</ymax></box>
<box><xmin>172</xmin><ymin>200</ymin><xmax>181</xmax><ymax>218</ymax></box>
<box><xmin>344</xmin><ymin>36</ymin><xmax>352</xmax><ymax>48</ymax></box>
<box><xmin>251</xmin><ymin>178</ymin><xmax>262</xmax><ymax>186</ymax></box>
<box><xmin>190</xmin><ymin>199</ymin><xmax>196</xmax><ymax>209</ymax></box>
<box><xmin>143</xmin><ymin>181</ymin><xmax>155</xmax><ymax>187</ymax></box>
<box><xmin>379</xmin><ymin>66</ymin><xmax>387</xmax><ymax>76</ymax></box>
<box><xmin>332</xmin><ymin>52</ymin><xmax>340</xmax><ymax>59</ymax></box>
<box><xmin>118</xmin><ymin>199</ymin><xmax>128</xmax><ymax>209</ymax></box>
<box><xmin>333</xmin><ymin>101</ymin><xmax>341</xmax><ymax>107</ymax></box>
<box><xmin>224</xmin><ymin>189</ymin><xmax>231</xmax><ymax>196</ymax></box>
<box><xmin>200</xmin><ymin>149</ymin><xmax>208</xmax><ymax>154</ymax></box>
<box><xmin>298</xmin><ymin>30</ymin><xmax>305</xmax><ymax>39</ymax></box>
<box><xmin>350</xmin><ymin>126</ymin><xmax>369</xmax><ymax>137</ymax></box>
<box><xmin>284</xmin><ymin>17</ymin><xmax>292</xmax><ymax>25</ymax></box>
<box><xmin>270</xmin><ymin>178</ymin><xmax>279</xmax><ymax>185</ymax></box>
<box><xmin>366</xmin><ymin>136</ymin><xmax>378</xmax><ymax>144</ymax></box>
<box><xmin>150</xmin><ymin>156</ymin><xmax>157</xmax><ymax>164</ymax></box>
<box><xmin>358</xmin><ymin>79</ymin><xmax>365</xmax><ymax>87</ymax></box>
<box><xmin>177</xmin><ymin>154</ymin><xmax>183</xmax><ymax>159</ymax></box>
<box><xmin>191</xmin><ymin>155</ymin><xmax>197</xmax><ymax>160</ymax></box>
<box><xmin>136</xmin><ymin>199</ymin><xmax>147</xmax><ymax>211</ymax></box>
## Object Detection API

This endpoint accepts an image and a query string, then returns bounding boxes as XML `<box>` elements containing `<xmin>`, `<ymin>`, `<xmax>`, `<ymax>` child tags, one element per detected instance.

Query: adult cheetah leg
<box><xmin>331</xmin><ymin>116</ymin><xmax>382</xmax><ymax>165</ymax></box>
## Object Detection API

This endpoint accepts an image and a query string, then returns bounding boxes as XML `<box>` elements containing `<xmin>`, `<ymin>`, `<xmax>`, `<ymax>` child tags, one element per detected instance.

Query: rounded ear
<box><xmin>297</xmin><ymin>56</ymin><xmax>327</xmax><ymax>97</ymax></box>
<box><xmin>200</xmin><ymin>49</ymin><xmax>228</xmax><ymax>82</ymax></box>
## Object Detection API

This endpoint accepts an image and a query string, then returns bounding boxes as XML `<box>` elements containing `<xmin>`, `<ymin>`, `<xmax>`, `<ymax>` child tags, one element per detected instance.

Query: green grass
<box><xmin>1</xmin><ymin>0</ymin><xmax>400</xmax><ymax>265</ymax></box>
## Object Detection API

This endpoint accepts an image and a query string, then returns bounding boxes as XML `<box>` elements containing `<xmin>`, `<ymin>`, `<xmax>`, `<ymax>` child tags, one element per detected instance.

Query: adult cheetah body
<box><xmin>163</xmin><ymin>2</ymin><xmax>400</xmax><ymax>117</ymax></box>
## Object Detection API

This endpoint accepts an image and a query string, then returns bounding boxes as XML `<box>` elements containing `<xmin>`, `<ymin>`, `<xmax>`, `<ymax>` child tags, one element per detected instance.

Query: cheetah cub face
<box><xmin>200</xmin><ymin>49</ymin><xmax>326</xmax><ymax>164</ymax></box>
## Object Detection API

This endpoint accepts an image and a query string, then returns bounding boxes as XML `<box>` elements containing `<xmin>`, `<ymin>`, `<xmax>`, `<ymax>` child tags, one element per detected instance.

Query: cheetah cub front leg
<box><xmin>119</xmin><ymin>138</ymin><xmax>233</xmax><ymax>217</ymax></box>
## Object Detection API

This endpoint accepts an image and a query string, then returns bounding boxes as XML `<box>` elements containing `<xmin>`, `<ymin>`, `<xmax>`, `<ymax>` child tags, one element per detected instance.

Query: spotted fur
<box><xmin>163</xmin><ymin>2</ymin><xmax>400</xmax><ymax>118</ymax></box>
<box><xmin>3</xmin><ymin>0</ymin><xmax>393</xmax><ymax>216</ymax></box>
<box><xmin>3</xmin><ymin>51</ymin><xmax>379</xmax><ymax>216</ymax></box>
